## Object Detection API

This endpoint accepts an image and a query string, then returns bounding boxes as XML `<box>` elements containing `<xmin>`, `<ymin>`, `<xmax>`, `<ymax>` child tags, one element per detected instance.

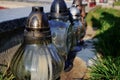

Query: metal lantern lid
<box><xmin>69</xmin><ymin>6</ymin><xmax>80</xmax><ymax>20</ymax></box>
<box><xmin>50</xmin><ymin>0</ymin><xmax>69</xmax><ymax>19</ymax></box>
<box><xmin>25</xmin><ymin>6</ymin><xmax>51</xmax><ymax>41</ymax></box>
<box><xmin>32</xmin><ymin>6</ymin><xmax>43</xmax><ymax>12</ymax></box>
<box><xmin>26</xmin><ymin>6</ymin><xmax>49</xmax><ymax>30</ymax></box>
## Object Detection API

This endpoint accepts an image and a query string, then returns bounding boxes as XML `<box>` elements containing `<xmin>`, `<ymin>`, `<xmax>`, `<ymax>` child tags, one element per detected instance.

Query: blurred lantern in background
<box><xmin>69</xmin><ymin>5</ymin><xmax>86</xmax><ymax>44</ymax></box>
<box><xmin>9</xmin><ymin>6</ymin><xmax>64</xmax><ymax>80</ymax></box>
<box><xmin>48</xmin><ymin>0</ymin><xmax>79</xmax><ymax>72</ymax></box>
<box><xmin>49</xmin><ymin>0</ymin><xmax>74</xmax><ymax>61</ymax></box>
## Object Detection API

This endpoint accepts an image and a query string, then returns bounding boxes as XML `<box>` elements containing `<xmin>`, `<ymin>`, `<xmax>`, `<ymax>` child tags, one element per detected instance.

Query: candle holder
<box><xmin>69</xmin><ymin>6</ymin><xmax>85</xmax><ymax>44</ymax></box>
<box><xmin>49</xmin><ymin>0</ymin><xmax>75</xmax><ymax>60</ymax></box>
<box><xmin>49</xmin><ymin>0</ymin><xmax>79</xmax><ymax>72</ymax></box>
<box><xmin>9</xmin><ymin>6</ymin><xmax>64</xmax><ymax>80</ymax></box>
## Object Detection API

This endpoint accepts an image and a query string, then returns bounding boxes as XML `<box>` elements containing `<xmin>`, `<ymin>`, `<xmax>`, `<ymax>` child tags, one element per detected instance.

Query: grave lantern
<box><xmin>69</xmin><ymin>6</ymin><xmax>86</xmax><ymax>44</ymax></box>
<box><xmin>49</xmin><ymin>0</ymin><xmax>75</xmax><ymax>61</ymax></box>
<box><xmin>9</xmin><ymin>6</ymin><xmax>64</xmax><ymax>80</ymax></box>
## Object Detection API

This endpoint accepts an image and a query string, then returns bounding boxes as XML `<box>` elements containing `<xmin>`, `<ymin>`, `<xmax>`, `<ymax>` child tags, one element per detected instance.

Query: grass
<box><xmin>86</xmin><ymin>6</ymin><xmax>120</xmax><ymax>57</ymax></box>
<box><xmin>114</xmin><ymin>1</ymin><xmax>120</xmax><ymax>6</ymax></box>
<box><xmin>86</xmin><ymin>6</ymin><xmax>120</xmax><ymax>79</ymax></box>
<box><xmin>89</xmin><ymin>56</ymin><xmax>120</xmax><ymax>80</ymax></box>
<box><xmin>0</xmin><ymin>72</ymin><xmax>14</xmax><ymax>80</ymax></box>
<box><xmin>0</xmin><ymin>75</ymin><xmax>14</xmax><ymax>80</ymax></box>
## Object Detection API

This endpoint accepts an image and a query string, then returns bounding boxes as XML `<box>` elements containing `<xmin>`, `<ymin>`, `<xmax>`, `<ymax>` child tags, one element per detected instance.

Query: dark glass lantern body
<box><xmin>69</xmin><ymin>6</ymin><xmax>86</xmax><ymax>43</ymax></box>
<box><xmin>9</xmin><ymin>7</ymin><xmax>64</xmax><ymax>80</ymax></box>
<box><xmin>49</xmin><ymin>0</ymin><xmax>74</xmax><ymax>60</ymax></box>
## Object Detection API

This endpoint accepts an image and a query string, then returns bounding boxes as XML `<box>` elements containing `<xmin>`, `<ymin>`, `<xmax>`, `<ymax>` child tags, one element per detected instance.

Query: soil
<box><xmin>60</xmin><ymin>57</ymin><xmax>89</xmax><ymax>80</ymax></box>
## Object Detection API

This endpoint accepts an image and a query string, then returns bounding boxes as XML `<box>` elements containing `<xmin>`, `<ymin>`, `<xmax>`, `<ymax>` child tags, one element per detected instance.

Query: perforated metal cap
<box><xmin>50</xmin><ymin>0</ymin><xmax>69</xmax><ymax>19</ymax></box>
<box><xmin>25</xmin><ymin>6</ymin><xmax>51</xmax><ymax>40</ymax></box>
<box><xmin>26</xmin><ymin>6</ymin><xmax>49</xmax><ymax>30</ymax></box>
<box><xmin>32</xmin><ymin>6</ymin><xmax>43</xmax><ymax>12</ymax></box>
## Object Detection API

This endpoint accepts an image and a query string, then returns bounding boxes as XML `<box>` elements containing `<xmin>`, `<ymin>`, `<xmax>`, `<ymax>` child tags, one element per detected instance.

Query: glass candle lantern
<box><xmin>9</xmin><ymin>6</ymin><xmax>64</xmax><ymax>80</ymax></box>
<box><xmin>49</xmin><ymin>0</ymin><xmax>75</xmax><ymax>60</ymax></box>
<box><xmin>69</xmin><ymin>6</ymin><xmax>86</xmax><ymax>44</ymax></box>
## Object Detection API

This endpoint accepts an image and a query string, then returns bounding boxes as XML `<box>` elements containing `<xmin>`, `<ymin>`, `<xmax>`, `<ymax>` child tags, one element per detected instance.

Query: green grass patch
<box><xmin>86</xmin><ymin>6</ymin><xmax>120</xmax><ymax>57</ymax></box>
<box><xmin>86</xmin><ymin>6</ymin><xmax>120</xmax><ymax>79</ymax></box>
<box><xmin>0</xmin><ymin>73</ymin><xmax>14</xmax><ymax>80</ymax></box>
<box><xmin>89</xmin><ymin>56</ymin><xmax>120</xmax><ymax>80</ymax></box>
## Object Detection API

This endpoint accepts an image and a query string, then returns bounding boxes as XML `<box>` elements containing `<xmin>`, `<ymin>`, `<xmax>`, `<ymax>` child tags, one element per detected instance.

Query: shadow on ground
<box><xmin>91</xmin><ymin>11</ymin><xmax>120</xmax><ymax>57</ymax></box>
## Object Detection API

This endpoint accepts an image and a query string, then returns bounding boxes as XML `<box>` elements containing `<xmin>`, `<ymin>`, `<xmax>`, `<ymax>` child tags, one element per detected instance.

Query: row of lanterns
<box><xmin>9</xmin><ymin>0</ymin><xmax>86</xmax><ymax>80</ymax></box>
